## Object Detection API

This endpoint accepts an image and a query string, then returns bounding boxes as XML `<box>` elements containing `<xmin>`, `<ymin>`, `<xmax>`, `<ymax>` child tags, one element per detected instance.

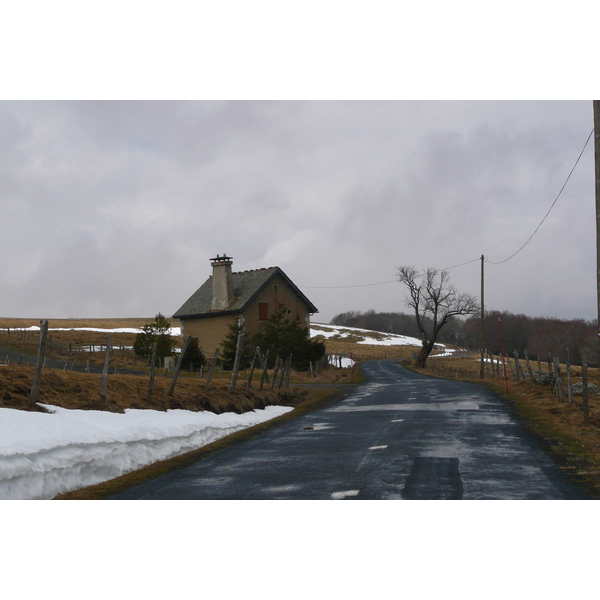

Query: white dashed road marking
<box><xmin>331</xmin><ymin>490</ymin><xmax>360</xmax><ymax>499</ymax></box>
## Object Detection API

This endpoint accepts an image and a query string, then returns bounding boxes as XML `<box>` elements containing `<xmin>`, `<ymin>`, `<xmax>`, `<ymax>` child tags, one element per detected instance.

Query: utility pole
<box><xmin>594</xmin><ymin>101</ymin><xmax>600</xmax><ymax>364</ymax></box>
<box><xmin>478</xmin><ymin>254</ymin><xmax>485</xmax><ymax>378</ymax></box>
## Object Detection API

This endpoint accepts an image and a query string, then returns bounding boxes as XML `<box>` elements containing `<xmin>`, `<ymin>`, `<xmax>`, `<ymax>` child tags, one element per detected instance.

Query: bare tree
<box><xmin>397</xmin><ymin>266</ymin><xmax>479</xmax><ymax>368</ymax></box>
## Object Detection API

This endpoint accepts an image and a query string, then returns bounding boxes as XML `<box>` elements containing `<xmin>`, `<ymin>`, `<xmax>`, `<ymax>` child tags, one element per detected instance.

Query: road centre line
<box><xmin>356</xmin><ymin>442</ymin><xmax>388</xmax><ymax>472</ymax></box>
<box><xmin>331</xmin><ymin>490</ymin><xmax>360</xmax><ymax>500</ymax></box>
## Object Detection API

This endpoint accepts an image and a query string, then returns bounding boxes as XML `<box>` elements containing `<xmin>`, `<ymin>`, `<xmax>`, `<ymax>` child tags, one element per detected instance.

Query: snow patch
<box><xmin>310</xmin><ymin>323</ymin><xmax>428</xmax><ymax>348</ymax></box>
<box><xmin>13</xmin><ymin>326</ymin><xmax>182</xmax><ymax>336</ymax></box>
<box><xmin>0</xmin><ymin>404</ymin><xmax>292</xmax><ymax>500</ymax></box>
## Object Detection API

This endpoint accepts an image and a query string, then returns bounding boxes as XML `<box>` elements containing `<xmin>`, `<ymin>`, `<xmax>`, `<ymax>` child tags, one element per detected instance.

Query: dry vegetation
<box><xmin>0</xmin><ymin>317</ymin><xmax>156</xmax><ymax>369</ymax></box>
<box><xmin>0</xmin><ymin>364</ymin><xmax>339</xmax><ymax>414</ymax></box>
<box><xmin>0</xmin><ymin>317</ymin><xmax>354</xmax><ymax>415</ymax></box>
<box><xmin>319</xmin><ymin>338</ymin><xmax>417</xmax><ymax>362</ymax></box>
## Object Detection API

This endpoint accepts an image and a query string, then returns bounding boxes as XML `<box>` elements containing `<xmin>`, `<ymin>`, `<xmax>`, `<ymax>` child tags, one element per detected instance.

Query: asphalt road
<box><xmin>110</xmin><ymin>359</ymin><xmax>591</xmax><ymax>500</ymax></box>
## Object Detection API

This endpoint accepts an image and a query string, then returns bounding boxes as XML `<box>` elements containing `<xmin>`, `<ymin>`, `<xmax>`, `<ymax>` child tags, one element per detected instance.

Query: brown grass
<box><xmin>0</xmin><ymin>362</ymin><xmax>350</xmax><ymax>416</ymax></box>
<box><xmin>0</xmin><ymin>318</ymin><xmax>157</xmax><ymax>369</ymax></box>
<box><xmin>0</xmin><ymin>317</ymin><xmax>153</xmax><ymax>330</ymax></box>
<box><xmin>313</xmin><ymin>338</ymin><xmax>421</xmax><ymax>362</ymax></box>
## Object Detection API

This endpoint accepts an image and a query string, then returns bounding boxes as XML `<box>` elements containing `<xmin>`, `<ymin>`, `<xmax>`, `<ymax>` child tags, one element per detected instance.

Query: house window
<box><xmin>258</xmin><ymin>302</ymin><xmax>269</xmax><ymax>321</ymax></box>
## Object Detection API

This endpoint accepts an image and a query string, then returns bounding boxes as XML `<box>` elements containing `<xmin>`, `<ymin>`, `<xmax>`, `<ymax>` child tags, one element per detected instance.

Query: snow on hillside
<box><xmin>13</xmin><ymin>322</ymin><xmax>425</xmax><ymax>349</ymax></box>
<box><xmin>310</xmin><ymin>323</ymin><xmax>434</xmax><ymax>348</ymax></box>
<box><xmin>0</xmin><ymin>405</ymin><xmax>292</xmax><ymax>500</ymax></box>
<box><xmin>14</xmin><ymin>325</ymin><xmax>182</xmax><ymax>336</ymax></box>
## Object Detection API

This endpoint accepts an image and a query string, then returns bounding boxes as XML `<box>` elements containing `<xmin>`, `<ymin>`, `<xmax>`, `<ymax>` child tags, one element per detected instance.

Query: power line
<box><xmin>300</xmin><ymin>280</ymin><xmax>397</xmax><ymax>289</ymax></box>
<box><xmin>486</xmin><ymin>127</ymin><xmax>594</xmax><ymax>265</ymax></box>
<box><xmin>301</xmin><ymin>128</ymin><xmax>593</xmax><ymax>290</ymax></box>
<box><xmin>442</xmin><ymin>257</ymin><xmax>481</xmax><ymax>271</ymax></box>
<box><xmin>300</xmin><ymin>258</ymin><xmax>486</xmax><ymax>289</ymax></box>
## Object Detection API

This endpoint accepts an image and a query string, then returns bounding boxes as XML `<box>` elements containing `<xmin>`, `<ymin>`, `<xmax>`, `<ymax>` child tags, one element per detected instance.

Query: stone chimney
<box><xmin>210</xmin><ymin>254</ymin><xmax>234</xmax><ymax>310</ymax></box>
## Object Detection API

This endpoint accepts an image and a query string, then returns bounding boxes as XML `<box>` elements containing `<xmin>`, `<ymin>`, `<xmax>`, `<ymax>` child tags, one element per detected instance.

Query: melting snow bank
<box><xmin>0</xmin><ymin>404</ymin><xmax>292</xmax><ymax>500</ymax></box>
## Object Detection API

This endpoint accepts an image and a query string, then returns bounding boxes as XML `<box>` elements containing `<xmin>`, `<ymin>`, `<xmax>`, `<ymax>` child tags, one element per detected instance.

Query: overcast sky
<box><xmin>0</xmin><ymin>100</ymin><xmax>596</xmax><ymax>324</ymax></box>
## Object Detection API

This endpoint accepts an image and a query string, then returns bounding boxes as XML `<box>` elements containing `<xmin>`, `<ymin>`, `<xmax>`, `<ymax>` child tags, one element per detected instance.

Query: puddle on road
<box><xmin>327</xmin><ymin>401</ymin><xmax>480</xmax><ymax>413</ymax></box>
<box><xmin>301</xmin><ymin>422</ymin><xmax>334</xmax><ymax>431</ymax></box>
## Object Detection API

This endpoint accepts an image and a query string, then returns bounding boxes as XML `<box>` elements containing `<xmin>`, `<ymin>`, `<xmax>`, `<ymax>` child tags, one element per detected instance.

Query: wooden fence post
<box><xmin>168</xmin><ymin>335</ymin><xmax>192</xmax><ymax>396</ymax></box>
<box><xmin>513</xmin><ymin>351</ymin><xmax>521</xmax><ymax>382</ymax></box>
<box><xmin>488</xmin><ymin>352</ymin><xmax>496</xmax><ymax>377</ymax></box>
<box><xmin>524</xmin><ymin>350</ymin><xmax>536</xmax><ymax>383</ymax></box>
<box><xmin>270</xmin><ymin>356</ymin><xmax>281</xmax><ymax>392</ymax></box>
<box><xmin>553</xmin><ymin>357</ymin><xmax>564</xmax><ymax>401</ymax></box>
<box><xmin>100</xmin><ymin>334</ymin><xmax>111</xmax><ymax>403</ymax></box>
<box><xmin>278</xmin><ymin>356</ymin><xmax>287</xmax><ymax>389</ymax></box>
<box><xmin>29</xmin><ymin>320</ymin><xmax>49</xmax><ymax>408</ymax></box>
<box><xmin>259</xmin><ymin>349</ymin><xmax>270</xmax><ymax>390</ymax></box>
<box><xmin>147</xmin><ymin>341</ymin><xmax>158</xmax><ymax>402</ymax></box>
<box><xmin>581</xmin><ymin>350</ymin><xmax>590</xmax><ymax>425</ymax></box>
<box><xmin>204</xmin><ymin>348</ymin><xmax>221</xmax><ymax>391</ymax></box>
<box><xmin>285</xmin><ymin>354</ymin><xmax>293</xmax><ymax>388</ymax></box>
<box><xmin>547</xmin><ymin>354</ymin><xmax>554</xmax><ymax>387</ymax></box>
<box><xmin>230</xmin><ymin>331</ymin><xmax>245</xmax><ymax>392</ymax></box>
<box><xmin>566</xmin><ymin>348</ymin><xmax>573</xmax><ymax>405</ymax></box>
<box><xmin>247</xmin><ymin>346</ymin><xmax>261</xmax><ymax>391</ymax></box>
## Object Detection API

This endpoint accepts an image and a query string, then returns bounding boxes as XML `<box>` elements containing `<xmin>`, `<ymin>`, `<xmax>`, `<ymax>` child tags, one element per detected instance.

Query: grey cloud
<box><xmin>0</xmin><ymin>100</ymin><xmax>595</xmax><ymax>323</ymax></box>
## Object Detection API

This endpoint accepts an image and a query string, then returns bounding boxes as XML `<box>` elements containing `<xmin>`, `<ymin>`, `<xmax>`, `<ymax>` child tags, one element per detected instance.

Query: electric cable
<box><xmin>486</xmin><ymin>128</ymin><xmax>594</xmax><ymax>265</ymax></box>
<box><xmin>300</xmin><ymin>128</ymin><xmax>593</xmax><ymax>288</ymax></box>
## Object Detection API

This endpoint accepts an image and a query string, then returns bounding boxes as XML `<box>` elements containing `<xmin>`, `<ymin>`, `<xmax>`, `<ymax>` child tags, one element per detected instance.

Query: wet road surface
<box><xmin>110</xmin><ymin>360</ymin><xmax>591</xmax><ymax>499</ymax></box>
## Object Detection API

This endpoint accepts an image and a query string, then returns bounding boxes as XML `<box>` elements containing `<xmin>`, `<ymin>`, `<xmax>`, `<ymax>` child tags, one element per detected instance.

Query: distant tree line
<box><xmin>330</xmin><ymin>309</ymin><xmax>599</xmax><ymax>367</ymax></box>
<box><xmin>330</xmin><ymin>309</ymin><xmax>466</xmax><ymax>347</ymax></box>
<box><xmin>462</xmin><ymin>311</ymin><xmax>598</xmax><ymax>367</ymax></box>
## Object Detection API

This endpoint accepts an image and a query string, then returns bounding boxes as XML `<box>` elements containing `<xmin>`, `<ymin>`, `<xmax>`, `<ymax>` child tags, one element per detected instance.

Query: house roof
<box><xmin>172</xmin><ymin>266</ymin><xmax>318</xmax><ymax>319</ymax></box>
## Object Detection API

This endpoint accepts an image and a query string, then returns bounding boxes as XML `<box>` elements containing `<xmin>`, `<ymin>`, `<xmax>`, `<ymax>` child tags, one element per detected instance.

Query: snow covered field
<box><xmin>309</xmin><ymin>322</ymin><xmax>426</xmax><ymax>347</ymax></box>
<box><xmin>11</xmin><ymin>322</ymin><xmax>419</xmax><ymax>349</ymax></box>
<box><xmin>6</xmin><ymin>325</ymin><xmax>182</xmax><ymax>336</ymax></box>
<box><xmin>0</xmin><ymin>404</ymin><xmax>292</xmax><ymax>500</ymax></box>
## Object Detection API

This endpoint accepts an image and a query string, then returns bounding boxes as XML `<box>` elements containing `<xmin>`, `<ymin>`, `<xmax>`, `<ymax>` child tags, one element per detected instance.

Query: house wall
<box><xmin>179</xmin><ymin>273</ymin><xmax>312</xmax><ymax>354</ymax></box>
<box><xmin>180</xmin><ymin>313</ymin><xmax>237</xmax><ymax>355</ymax></box>
<box><xmin>243</xmin><ymin>272</ymin><xmax>311</xmax><ymax>336</ymax></box>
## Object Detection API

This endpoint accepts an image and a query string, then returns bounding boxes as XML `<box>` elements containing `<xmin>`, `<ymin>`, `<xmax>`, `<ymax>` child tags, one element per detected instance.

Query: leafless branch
<box><xmin>396</xmin><ymin>265</ymin><xmax>479</xmax><ymax>367</ymax></box>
